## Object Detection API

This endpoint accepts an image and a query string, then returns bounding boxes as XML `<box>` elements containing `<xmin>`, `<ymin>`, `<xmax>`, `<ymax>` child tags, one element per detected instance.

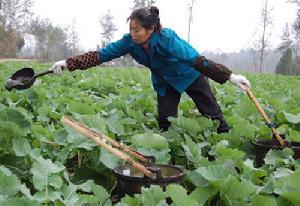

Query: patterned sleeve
<box><xmin>66</xmin><ymin>35</ymin><xmax>131</xmax><ymax>71</ymax></box>
<box><xmin>193</xmin><ymin>56</ymin><xmax>232</xmax><ymax>84</ymax></box>
<box><xmin>66</xmin><ymin>51</ymin><xmax>101</xmax><ymax>71</ymax></box>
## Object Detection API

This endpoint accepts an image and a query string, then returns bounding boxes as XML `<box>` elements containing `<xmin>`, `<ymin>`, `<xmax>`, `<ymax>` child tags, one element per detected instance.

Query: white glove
<box><xmin>50</xmin><ymin>60</ymin><xmax>67</xmax><ymax>74</ymax></box>
<box><xmin>229</xmin><ymin>73</ymin><xmax>250</xmax><ymax>90</ymax></box>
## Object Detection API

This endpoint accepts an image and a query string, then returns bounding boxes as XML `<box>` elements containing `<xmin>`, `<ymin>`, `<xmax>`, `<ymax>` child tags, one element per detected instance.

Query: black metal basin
<box><xmin>252</xmin><ymin>139</ymin><xmax>300</xmax><ymax>167</ymax></box>
<box><xmin>113</xmin><ymin>164</ymin><xmax>185</xmax><ymax>198</ymax></box>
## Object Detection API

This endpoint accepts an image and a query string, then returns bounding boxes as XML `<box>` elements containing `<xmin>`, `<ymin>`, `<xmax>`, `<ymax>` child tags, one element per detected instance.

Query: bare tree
<box><xmin>0</xmin><ymin>0</ymin><xmax>32</xmax><ymax>31</ymax></box>
<box><xmin>187</xmin><ymin>0</ymin><xmax>196</xmax><ymax>43</ymax></box>
<box><xmin>66</xmin><ymin>18</ymin><xmax>81</xmax><ymax>56</ymax></box>
<box><xmin>99</xmin><ymin>10</ymin><xmax>117</xmax><ymax>47</ymax></box>
<box><xmin>131</xmin><ymin>0</ymin><xmax>156</xmax><ymax>10</ymax></box>
<box><xmin>251</xmin><ymin>0</ymin><xmax>273</xmax><ymax>72</ymax></box>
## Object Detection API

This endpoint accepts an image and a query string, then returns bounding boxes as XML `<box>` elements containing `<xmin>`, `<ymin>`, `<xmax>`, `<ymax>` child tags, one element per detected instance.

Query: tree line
<box><xmin>0</xmin><ymin>0</ymin><xmax>156</xmax><ymax>63</ymax></box>
<box><xmin>0</xmin><ymin>0</ymin><xmax>81</xmax><ymax>61</ymax></box>
<box><xmin>1</xmin><ymin>0</ymin><xmax>300</xmax><ymax>75</ymax></box>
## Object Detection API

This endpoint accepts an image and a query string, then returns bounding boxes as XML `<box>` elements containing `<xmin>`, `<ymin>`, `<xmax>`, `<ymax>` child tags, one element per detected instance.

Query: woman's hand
<box><xmin>229</xmin><ymin>74</ymin><xmax>250</xmax><ymax>90</ymax></box>
<box><xmin>50</xmin><ymin>60</ymin><xmax>67</xmax><ymax>74</ymax></box>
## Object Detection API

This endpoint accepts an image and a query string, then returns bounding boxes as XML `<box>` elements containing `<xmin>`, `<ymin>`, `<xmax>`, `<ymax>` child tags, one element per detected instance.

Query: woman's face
<box><xmin>129</xmin><ymin>19</ymin><xmax>154</xmax><ymax>44</ymax></box>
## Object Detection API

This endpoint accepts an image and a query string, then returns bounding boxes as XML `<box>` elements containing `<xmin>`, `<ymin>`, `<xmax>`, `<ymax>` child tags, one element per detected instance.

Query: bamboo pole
<box><xmin>62</xmin><ymin>116</ymin><xmax>149</xmax><ymax>162</ymax></box>
<box><xmin>246</xmin><ymin>88</ymin><xmax>285</xmax><ymax>146</ymax></box>
<box><xmin>61</xmin><ymin>116</ymin><xmax>154</xmax><ymax>179</ymax></box>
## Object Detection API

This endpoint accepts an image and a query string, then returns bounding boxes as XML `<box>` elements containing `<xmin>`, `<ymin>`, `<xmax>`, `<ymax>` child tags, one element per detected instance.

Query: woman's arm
<box><xmin>193</xmin><ymin>55</ymin><xmax>232</xmax><ymax>84</ymax></box>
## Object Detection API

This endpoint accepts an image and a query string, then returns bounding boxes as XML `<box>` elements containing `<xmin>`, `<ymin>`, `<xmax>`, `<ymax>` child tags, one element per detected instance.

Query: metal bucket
<box><xmin>252</xmin><ymin>139</ymin><xmax>300</xmax><ymax>167</ymax></box>
<box><xmin>113</xmin><ymin>164</ymin><xmax>185</xmax><ymax>198</ymax></box>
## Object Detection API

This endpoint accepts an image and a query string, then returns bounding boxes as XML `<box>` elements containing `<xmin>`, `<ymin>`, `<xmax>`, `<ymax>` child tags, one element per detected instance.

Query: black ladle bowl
<box><xmin>5</xmin><ymin>68</ymin><xmax>53</xmax><ymax>91</ymax></box>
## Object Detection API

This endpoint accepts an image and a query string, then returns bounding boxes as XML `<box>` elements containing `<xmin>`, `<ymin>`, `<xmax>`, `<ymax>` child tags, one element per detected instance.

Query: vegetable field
<box><xmin>0</xmin><ymin>61</ymin><xmax>300</xmax><ymax>206</ymax></box>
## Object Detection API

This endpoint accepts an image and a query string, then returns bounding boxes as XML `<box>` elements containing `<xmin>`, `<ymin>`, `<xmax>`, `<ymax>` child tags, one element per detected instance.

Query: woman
<box><xmin>51</xmin><ymin>6</ymin><xmax>250</xmax><ymax>133</ymax></box>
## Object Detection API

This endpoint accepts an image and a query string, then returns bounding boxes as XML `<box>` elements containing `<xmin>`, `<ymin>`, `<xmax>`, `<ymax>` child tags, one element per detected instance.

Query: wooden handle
<box><xmin>34</xmin><ymin>70</ymin><xmax>53</xmax><ymax>78</ymax></box>
<box><xmin>245</xmin><ymin>88</ymin><xmax>285</xmax><ymax>146</ymax></box>
<box><xmin>61</xmin><ymin>116</ymin><xmax>149</xmax><ymax>163</ymax></box>
<box><xmin>61</xmin><ymin>116</ymin><xmax>154</xmax><ymax>179</ymax></box>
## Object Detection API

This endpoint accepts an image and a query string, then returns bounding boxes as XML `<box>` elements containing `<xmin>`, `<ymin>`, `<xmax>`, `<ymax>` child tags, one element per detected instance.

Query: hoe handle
<box><xmin>245</xmin><ymin>88</ymin><xmax>285</xmax><ymax>146</ymax></box>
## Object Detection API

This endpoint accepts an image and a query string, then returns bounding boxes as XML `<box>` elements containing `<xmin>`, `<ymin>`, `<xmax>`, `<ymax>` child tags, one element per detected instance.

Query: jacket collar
<box><xmin>128</xmin><ymin>31</ymin><xmax>160</xmax><ymax>67</ymax></box>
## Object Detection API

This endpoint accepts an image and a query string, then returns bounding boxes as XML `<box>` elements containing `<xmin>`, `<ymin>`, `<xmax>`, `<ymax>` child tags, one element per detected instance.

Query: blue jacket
<box><xmin>99</xmin><ymin>28</ymin><xmax>200</xmax><ymax>96</ymax></box>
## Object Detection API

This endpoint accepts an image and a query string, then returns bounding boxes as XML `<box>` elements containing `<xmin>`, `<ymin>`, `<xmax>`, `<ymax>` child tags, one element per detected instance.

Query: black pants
<box><xmin>157</xmin><ymin>75</ymin><xmax>229</xmax><ymax>133</ymax></box>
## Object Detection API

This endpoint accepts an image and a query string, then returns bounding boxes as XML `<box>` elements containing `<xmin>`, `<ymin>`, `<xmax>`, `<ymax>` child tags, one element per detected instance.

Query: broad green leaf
<box><xmin>32</xmin><ymin>189</ymin><xmax>62</xmax><ymax>202</ymax></box>
<box><xmin>250</xmin><ymin>195</ymin><xmax>277</xmax><ymax>206</ymax></box>
<box><xmin>99</xmin><ymin>148</ymin><xmax>123</xmax><ymax>169</ymax></box>
<box><xmin>259</xmin><ymin>180</ymin><xmax>275</xmax><ymax>195</ymax></box>
<box><xmin>79</xmin><ymin>115</ymin><xmax>108</xmax><ymax>134</ymax></box>
<box><xmin>181</xmin><ymin>135</ymin><xmax>208</xmax><ymax>167</ymax></box>
<box><xmin>0</xmin><ymin>120</ymin><xmax>24</xmax><ymax>139</ymax></box>
<box><xmin>31</xmin><ymin>124</ymin><xmax>51</xmax><ymax>142</ymax></box>
<box><xmin>195</xmin><ymin>116</ymin><xmax>214</xmax><ymax>130</ymax></box>
<box><xmin>286</xmin><ymin>129</ymin><xmax>300</xmax><ymax>142</ymax></box>
<box><xmin>283</xmin><ymin>112</ymin><xmax>300</xmax><ymax>124</ymax></box>
<box><xmin>220</xmin><ymin>176</ymin><xmax>257</xmax><ymax>203</ymax></box>
<box><xmin>119</xmin><ymin>195</ymin><xmax>140</xmax><ymax>206</ymax></box>
<box><xmin>64</xmin><ymin>126</ymin><xmax>96</xmax><ymax>150</ymax></box>
<box><xmin>233</xmin><ymin>96</ymin><xmax>257</xmax><ymax>117</ymax></box>
<box><xmin>91</xmin><ymin>184</ymin><xmax>112</xmax><ymax>206</ymax></box>
<box><xmin>227</xmin><ymin>116</ymin><xmax>258</xmax><ymax>139</ymax></box>
<box><xmin>131</xmin><ymin>132</ymin><xmax>169</xmax><ymax>150</ymax></box>
<box><xmin>274</xmin><ymin>171</ymin><xmax>300</xmax><ymax>205</ymax></box>
<box><xmin>107</xmin><ymin>116</ymin><xmax>125</xmax><ymax>135</ymax></box>
<box><xmin>12</xmin><ymin>138</ymin><xmax>31</xmax><ymax>157</ymax></box>
<box><xmin>0</xmin><ymin>166</ymin><xmax>12</xmax><ymax>176</ymax></box>
<box><xmin>190</xmin><ymin>186</ymin><xmax>218</xmax><ymax>206</ymax></box>
<box><xmin>0</xmin><ymin>108</ymin><xmax>31</xmax><ymax>135</ymax></box>
<box><xmin>0</xmin><ymin>169</ymin><xmax>21</xmax><ymax>197</ymax></box>
<box><xmin>166</xmin><ymin>184</ymin><xmax>198</xmax><ymax>206</ymax></box>
<box><xmin>67</xmin><ymin>101</ymin><xmax>96</xmax><ymax>115</ymax></box>
<box><xmin>53</xmin><ymin>129</ymin><xmax>69</xmax><ymax>146</ymax></box>
<box><xmin>19</xmin><ymin>184</ymin><xmax>33</xmax><ymax>199</ymax></box>
<box><xmin>196</xmin><ymin>165</ymin><xmax>233</xmax><ymax>182</ymax></box>
<box><xmin>168</xmin><ymin>116</ymin><xmax>203</xmax><ymax>134</ymax></box>
<box><xmin>215</xmin><ymin>146</ymin><xmax>245</xmax><ymax>162</ymax></box>
<box><xmin>0</xmin><ymin>197</ymin><xmax>41</xmax><ymax>206</ymax></box>
<box><xmin>136</xmin><ymin>148</ymin><xmax>170</xmax><ymax>164</ymax></box>
<box><xmin>137</xmin><ymin>185</ymin><xmax>167</xmax><ymax>206</ymax></box>
<box><xmin>185</xmin><ymin>170</ymin><xmax>208</xmax><ymax>187</ymax></box>
<box><xmin>76</xmin><ymin>194</ymin><xmax>99</xmax><ymax>205</ymax></box>
<box><xmin>36</xmin><ymin>104</ymin><xmax>51</xmax><ymax>123</ymax></box>
<box><xmin>75</xmin><ymin>179</ymin><xmax>95</xmax><ymax>193</ymax></box>
<box><xmin>264</xmin><ymin>148</ymin><xmax>294</xmax><ymax>166</ymax></box>
<box><xmin>242</xmin><ymin>159</ymin><xmax>267</xmax><ymax>184</ymax></box>
<box><xmin>273</xmin><ymin>167</ymin><xmax>294</xmax><ymax>178</ymax></box>
<box><xmin>30</xmin><ymin>157</ymin><xmax>65</xmax><ymax>191</ymax></box>
<box><xmin>48</xmin><ymin>174</ymin><xmax>64</xmax><ymax>189</ymax></box>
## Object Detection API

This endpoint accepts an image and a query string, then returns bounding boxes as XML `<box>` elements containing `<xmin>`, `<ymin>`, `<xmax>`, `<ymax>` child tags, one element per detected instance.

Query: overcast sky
<box><xmin>33</xmin><ymin>0</ymin><xmax>297</xmax><ymax>53</ymax></box>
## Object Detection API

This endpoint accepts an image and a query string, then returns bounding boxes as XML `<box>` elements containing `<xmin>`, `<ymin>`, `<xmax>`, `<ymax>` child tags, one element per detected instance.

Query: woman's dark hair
<box><xmin>127</xmin><ymin>6</ymin><xmax>162</xmax><ymax>32</ymax></box>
